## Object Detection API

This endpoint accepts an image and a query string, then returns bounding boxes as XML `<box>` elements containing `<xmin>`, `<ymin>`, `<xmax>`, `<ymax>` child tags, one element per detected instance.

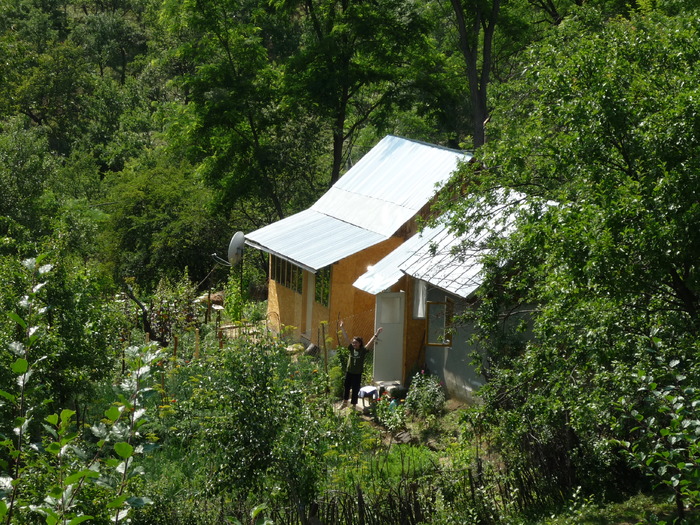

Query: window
<box><xmin>271</xmin><ymin>255</ymin><xmax>303</xmax><ymax>294</ymax></box>
<box><xmin>426</xmin><ymin>297</ymin><xmax>454</xmax><ymax>346</ymax></box>
<box><xmin>413</xmin><ymin>279</ymin><xmax>427</xmax><ymax>319</ymax></box>
<box><xmin>315</xmin><ymin>266</ymin><xmax>331</xmax><ymax>307</ymax></box>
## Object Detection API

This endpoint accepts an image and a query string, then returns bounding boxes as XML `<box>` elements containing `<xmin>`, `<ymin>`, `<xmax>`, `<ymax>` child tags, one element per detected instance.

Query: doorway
<box><xmin>373</xmin><ymin>291</ymin><xmax>405</xmax><ymax>383</ymax></box>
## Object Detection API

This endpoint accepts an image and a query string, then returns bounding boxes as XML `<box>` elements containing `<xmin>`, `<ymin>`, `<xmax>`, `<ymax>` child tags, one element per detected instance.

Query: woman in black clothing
<box><xmin>339</xmin><ymin>320</ymin><xmax>382</xmax><ymax>408</ymax></box>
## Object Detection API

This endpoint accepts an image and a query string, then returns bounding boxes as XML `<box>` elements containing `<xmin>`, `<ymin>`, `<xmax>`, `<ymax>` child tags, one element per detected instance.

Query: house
<box><xmin>353</xmin><ymin>206</ymin><xmax>515</xmax><ymax>400</ymax></box>
<box><xmin>244</xmin><ymin>135</ymin><xmax>470</xmax><ymax>388</ymax></box>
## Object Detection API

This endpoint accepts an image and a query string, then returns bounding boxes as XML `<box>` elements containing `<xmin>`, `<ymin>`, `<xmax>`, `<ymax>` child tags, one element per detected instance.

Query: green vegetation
<box><xmin>0</xmin><ymin>265</ymin><xmax>694</xmax><ymax>523</ymax></box>
<box><xmin>2</xmin><ymin>0</ymin><xmax>700</xmax><ymax>521</ymax></box>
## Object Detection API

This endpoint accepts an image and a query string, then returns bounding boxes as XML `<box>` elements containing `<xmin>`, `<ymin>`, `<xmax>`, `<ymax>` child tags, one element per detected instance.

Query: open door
<box><xmin>373</xmin><ymin>291</ymin><xmax>405</xmax><ymax>383</ymax></box>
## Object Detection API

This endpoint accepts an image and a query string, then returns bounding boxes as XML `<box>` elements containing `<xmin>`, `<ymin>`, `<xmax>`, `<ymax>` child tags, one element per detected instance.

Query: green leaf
<box><xmin>67</xmin><ymin>516</ymin><xmax>93</xmax><ymax>525</ymax></box>
<box><xmin>11</xmin><ymin>358</ymin><xmax>28</xmax><ymax>374</ymax></box>
<box><xmin>65</xmin><ymin>469</ymin><xmax>99</xmax><ymax>486</ymax></box>
<box><xmin>42</xmin><ymin>423</ymin><xmax>58</xmax><ymax>439</ymax></box>
<box><xmin>45</xmin><ymin>414</ymin><xmax>59</xmax><ymax>426</ymax></box>
<box><xmin>106</xmin><ymin>494</ymin><xmax>128</xmax><ymax>509</ymax></box>
<box><xmin>104</xmin><ymin>406</ymin><xmax>121</xmax><ymax>422</ymax></box>
<box><xmin>60</xmin><ymin>409</ymin><xmax>76</xmax><ymax>425</ymax></box>
<box><xmin>7</xmin><ymin>312</ymin><xmax>26</xmax><ymax>329</ymax></box>
<box><xmin>251</xmin><ymin>503</ymin><xmax>269</xmax><ymax>519</ymax></box>
<box><xmin>126</xmin><ymin>496</ymin><xmax>153</xmax><ymax>508</ymax></box>
<box><xmin>0</xmin><ymin>390</ymin><xmax>16</xmax><ymax>403</ymax></box>
<box><xmin>114</xmin><ymin>441</ymin><xmax>133</xmax><ymax>459</ymax></box>
<box><xmin>45</xmin><ymin>442</ymin><xmax>62</xmax><ymax>455</ymax></box>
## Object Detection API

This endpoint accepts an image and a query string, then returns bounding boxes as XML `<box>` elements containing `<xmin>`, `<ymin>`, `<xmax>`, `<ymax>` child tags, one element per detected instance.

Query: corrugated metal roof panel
<box><xmin>355</xmin><ymin>199</ymin><xmax>520</xmax><ymax>299</ymax></box>
<box><xmin>245</xmin><ymin>135</ymin><xmax>469</xmax><ymax>268</ymax></box>
<box><xmin>245</xmin><ymin>209</ymin><xmax>386</xmax><ymax>272</ymax></box>
<box><xmin>399</xmin><ymin>227</ymin><xmax>487</xmax><ymax>299</ymax></box>
<box><xmin>352</xmin><ymin>224</ymin><xmax>446</xmax><ymax>294</ymax></box>
<box><xmin>400</xmin><ymin>203</ymin><xmax>518</xmax><ymax>298</ymax></box>
<box><xmin>313</xmin><ymin>136</ymin><xmax>469</xmax><ymax>236</ymax></box>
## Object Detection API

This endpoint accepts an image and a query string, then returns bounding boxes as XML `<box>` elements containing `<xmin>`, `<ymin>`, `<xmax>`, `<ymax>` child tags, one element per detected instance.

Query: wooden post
<box><xmin>218</xmin><ymin>329</ymin><xmax>224</xmax><ymax>349</ymax></box>
<box><xmin>206</xmin><ymin>290</ymin><xmax>211</xmax><ymax>324</ymax></box>
<box><xmin>322</xmin><ymin>323</ymin><xmax>329</xmax><ymax>394</ymax></box>
<box><xmin>195</xmin><ymin>328</ymin><xmax>200</xmax><ymax>359</ymax></box>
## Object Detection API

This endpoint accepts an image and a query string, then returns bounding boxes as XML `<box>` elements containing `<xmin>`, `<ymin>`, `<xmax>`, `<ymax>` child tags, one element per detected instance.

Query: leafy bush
<box><xmin>0</xmin><ymin>256</ymin><xmax>155</xmax><ymax>524</ymax></box>
<box><xmin>372</xmin><ymin>391</ymin><xmax>406</xmax><ymax>432</ymax></box>
<box><xmin>405</xmin><ymin>371</ymin><xmax>446</xmax><ymax>419</ymax></box>
<box><xmin>614</xmin><ymin>355</ymin><xmax>700</xmax><ymax>519</ymax></box>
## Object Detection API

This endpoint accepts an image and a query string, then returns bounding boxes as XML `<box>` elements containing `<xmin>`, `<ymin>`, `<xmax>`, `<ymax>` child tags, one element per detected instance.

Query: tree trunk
<box><xmin>450</xmin><ymin>0</ymin><xmax>500</xmax><ymax>148</ymax></box>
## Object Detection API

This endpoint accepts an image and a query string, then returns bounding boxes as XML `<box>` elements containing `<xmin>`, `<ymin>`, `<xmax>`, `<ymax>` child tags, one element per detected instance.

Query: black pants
<box><xmin>343</xmin><ymin>372</ymin><xmax>362</xmax><ymax>405</ymax></box>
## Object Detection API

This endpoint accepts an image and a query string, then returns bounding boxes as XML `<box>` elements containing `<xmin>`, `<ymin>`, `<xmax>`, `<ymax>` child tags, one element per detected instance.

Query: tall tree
<box><xmin>447</xmin><ymin>0</ymin><xmax>629</xmax><ymax>148</ymax></box>
<box><xmin>159</xmin><ymin>0</ymin><xmax>328</xmax><ymax>222</ymax></box>
<box><xmin>437</xmin><ymin>7</ymin><xmax>700</xmax><ymax>504</ymax></box>
<box><xmin>103</xmin><ymin>151</ymin><xmax>228</xmax><ymax>289</ymax></box>
<box><xmin>281</xmin><ymin>0</ymin><xmax>430</xmax><ymax>184</ymax></box>
<box><xmin>450</xmin><ymin>0</ymin><xmax>500</xmax><ymax>148</ymax></box>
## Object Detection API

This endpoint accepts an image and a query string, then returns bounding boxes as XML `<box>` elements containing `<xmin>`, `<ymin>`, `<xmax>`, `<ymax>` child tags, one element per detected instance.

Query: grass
<box><xmin>533</xmin><ymin>491</ymin><xmax>700</xmax><ymax>525</ymax></box>
<box><xmin>368</xmin><ymin>398</ymin><xmax>699</xmax><ymax>525</ymax></box>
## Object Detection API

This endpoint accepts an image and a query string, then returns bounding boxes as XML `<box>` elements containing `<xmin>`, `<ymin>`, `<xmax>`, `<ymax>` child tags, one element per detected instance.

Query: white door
<box><xmin>373</xmin><ymin>291</ymin><xmax>405</xmax><ymax>382</ymax></box>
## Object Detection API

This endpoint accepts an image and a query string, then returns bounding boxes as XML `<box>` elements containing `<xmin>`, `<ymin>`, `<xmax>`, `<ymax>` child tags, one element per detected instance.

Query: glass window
<box><xmin>271</xmin><ymin>255</ymin><xmax>303</xmax><ymax>294</ymax></box>
<box><xmin>413</xmin><ymin>279</ymin><xmax>426</xmax><ymax>319</ymax></box>
<box><xmin>315</xmin><ymin>266</ymin><xmax>331</xmax><ymax>306</ymax></box>
<box><xmin>426</xmin><ymin>297</ymin><xmax>454</xmax><ymax>346</ymax></box>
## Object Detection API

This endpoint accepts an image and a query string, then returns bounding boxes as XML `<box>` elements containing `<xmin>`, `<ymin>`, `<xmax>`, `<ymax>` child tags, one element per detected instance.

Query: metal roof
<box><xmin>354</xmin><ymin>200</ymin><xmax>519</xmax><ymax>298</ymax></box>
<box><xmin>244</xmin><ymin>209</ymin><xmax>386</xmax><ymax>272</ymax></box>
<box><xmin>245</xmin><ymin>135</ymin><xmax>469</xmax><ymax>271</ymax></box>
<box><xmin>399</xmin><ymin>226</ymin><xmax>488</xmax><ymax>299</ymax></box>
<box><xmin>313</xmin><ymin>136</ymin><xmax>468</xmax><ymax>237</ymax></box>
<box><xmin>352</xmin><ymin>224</ymin><xmax>447</xmax><ymax>294</ymax></box>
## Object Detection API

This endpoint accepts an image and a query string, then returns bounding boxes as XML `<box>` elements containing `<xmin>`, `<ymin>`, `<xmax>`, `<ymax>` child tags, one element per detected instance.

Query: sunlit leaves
<box><xmin>114</xmin><ymin>441</ymin><xmax>134</xmax><ymax>460</ymax></box>
<box><xmin>439</xmin><ymin>7</ymin><xmax>700</xmax><ymax>507</ymax></box>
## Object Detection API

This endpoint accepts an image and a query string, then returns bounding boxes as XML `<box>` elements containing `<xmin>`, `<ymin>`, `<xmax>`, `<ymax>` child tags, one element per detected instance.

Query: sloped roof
<box><xmin>354</xmin><ymin>200</ymin><xmax>519</xmax><ymax>299</ymax></box>
<box><xmin>244</xmin><ymin>210</ymin><xmax>386</xmax><ymax>273</ymax></box>
<box><xmin>352</xmin><ymin>223</ymin><xmax>446</xmax><ymax>295</ymax></box>
<box><xmin>398</xmin><ymin>225</ymin><xmax>488</xmax><ymax>299</ymax></box>
<box><xmin>245</xmin><ymin>135</ymin><xmax>468</xmax><ymax>271</ymax></box>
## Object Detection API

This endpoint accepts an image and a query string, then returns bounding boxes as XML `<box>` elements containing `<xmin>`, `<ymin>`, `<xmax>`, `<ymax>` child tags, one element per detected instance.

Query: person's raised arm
<box><xmin>339</xmin><ymin>319</ymin><xmax>349</xmax><ymax>346</ymax></box>
<box><xmin>366</xmin><ymin>327</ymin><xmax>383</xmax><ymax>349</ymax></box>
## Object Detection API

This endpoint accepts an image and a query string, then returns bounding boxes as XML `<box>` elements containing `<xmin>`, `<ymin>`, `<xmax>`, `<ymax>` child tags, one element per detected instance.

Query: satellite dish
<box><xmin>227</xmin><ymin>231</ymin><xmax>245</xmax><ymax>266</ymax></box>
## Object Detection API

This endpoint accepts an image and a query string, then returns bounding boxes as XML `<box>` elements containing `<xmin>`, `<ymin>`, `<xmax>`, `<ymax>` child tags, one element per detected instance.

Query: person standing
<box><xmin>339</xmin><ymin>320</ymin><xmax>383</xmax><ymax>408</ymax></box>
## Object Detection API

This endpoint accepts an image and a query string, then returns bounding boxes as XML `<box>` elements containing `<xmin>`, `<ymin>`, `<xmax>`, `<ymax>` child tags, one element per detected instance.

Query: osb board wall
<box><xmin>267</xmin><ymin>236</ymin><xmax>408</xmax><ymax>348</ymax></box>
<box><xmin>267</xmin><ymin>277</ymin><xmax>281</xmax><ymax>333</ymax></box>
<box><xmin>267</xmin><ymin>279</ymin><xmax>303</xmax><ymax>340</ymax></box>
<box><xmin>311</xmin><ymin>304</ymin><xmax>331</xmax><ymax>347</ymax></box>
<box><xmin>328</xmin><ymin>237</ymin><xmax>403</xmax><ymax>345</ymax></box>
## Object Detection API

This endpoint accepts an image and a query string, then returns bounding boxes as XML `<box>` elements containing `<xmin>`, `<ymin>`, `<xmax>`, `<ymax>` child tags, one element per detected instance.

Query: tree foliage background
<box><xmin>1</xmin><ymin>0</ymin><xmax>700</xmax><ymax>519</ymax></box>
<box><xmin>436</xmin><ymin>5</ymin><xmax>700</xmax><ymax>514</ymax></box>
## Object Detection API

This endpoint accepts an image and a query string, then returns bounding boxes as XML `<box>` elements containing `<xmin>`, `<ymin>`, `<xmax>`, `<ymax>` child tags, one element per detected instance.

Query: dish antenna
<box><xmin>228</xmin><ymin>231</ymin><xmax>245</xmax><ymax>266</ymax></box>
<box><xmin>210</xmin><ymin>231</ymin><xmax>245</xmax><ymax>267</ymax></box>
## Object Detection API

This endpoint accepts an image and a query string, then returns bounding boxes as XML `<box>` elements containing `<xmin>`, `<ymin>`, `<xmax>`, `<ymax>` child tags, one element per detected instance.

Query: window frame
<box><xmin>271</xmin><ymin>255</ymin><xmax>303</xmax><ymax>294</ymax></box>
<box><xmin>426</xmin><ymin>296</ymin><xmax>454</xmax><ymax>347</ymax></box>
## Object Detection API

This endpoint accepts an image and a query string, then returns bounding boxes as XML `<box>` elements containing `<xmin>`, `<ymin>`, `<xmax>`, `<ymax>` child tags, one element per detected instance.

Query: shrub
<box><xmin>371</xmin><ymin>391</ymin><xmax>406</xmax><ymax>432</ymax></box>
<box><xmin>404</xmin><ymin>371</ymin><xmax>446</xmax><ymax>419</ymax></box>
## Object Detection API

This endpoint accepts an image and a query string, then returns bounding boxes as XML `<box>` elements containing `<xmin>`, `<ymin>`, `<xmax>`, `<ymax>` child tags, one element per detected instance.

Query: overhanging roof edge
<box><xmin>244</xmin><ymin>239</ymin><xmax>319</xmax><ymax>273</ymax></box>
<box><xmin>405</xmin><ymin>270</ymin><xmax>478</xmax><ymax>300</ymax></box>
